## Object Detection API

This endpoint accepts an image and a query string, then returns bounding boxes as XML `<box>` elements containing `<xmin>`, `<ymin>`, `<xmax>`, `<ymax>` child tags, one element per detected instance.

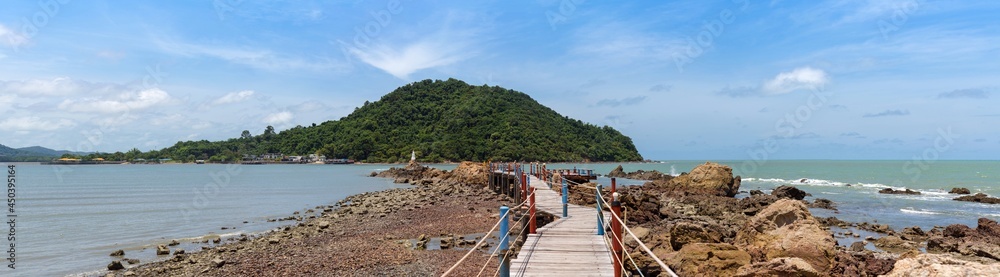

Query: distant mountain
<box><xmin>0</xmin><ymin>144</ymin><xmax>58</xmax><ymax>162</ymax></box>
<box><xmin>17</xmin><ymin>146</ymin><xmax>78</xmax><ymax>157</ymax></box>
<box><xmin>144</xmin><ymin>78</ymin><xmax>644</xmax><ymax>163</ymax></box>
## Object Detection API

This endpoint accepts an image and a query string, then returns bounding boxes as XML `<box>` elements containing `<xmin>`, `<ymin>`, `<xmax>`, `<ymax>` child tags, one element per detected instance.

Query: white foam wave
<box><xmin>900</xmin><ymin>208</ymin><xmax>941</xmax><ymax>215</ymax></box>
<box><xmin>744</xmin><ymin>177</ymin><xmax>889</xmax><ymax>189</ymax></box>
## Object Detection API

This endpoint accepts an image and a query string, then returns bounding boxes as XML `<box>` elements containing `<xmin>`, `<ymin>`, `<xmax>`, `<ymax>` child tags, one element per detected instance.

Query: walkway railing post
<box><xmin>520</xmin><ymin>173</ymin><xmax>527</xmax><ymax>205</ymax></box>
<box><xmin>529</xmin><ymin>187</ymin><xmax>537</xmax><ymax>234</ymax></box>
<box><xmin>611</xmin><ymin>178</ymin><xmax>616</xmax><ymax>194</ymax></box>
<box><xmin>561</xmin><ymin>178</ymin><xmax>568</xmax><ymax>217</ymax></box>
<box><xmin>596</xmin><ymin>184</ymin><xmax>604</xmax><ymax>236</ymax></box>
<box><xmin>611</xmin><ymin>193</ymin><xmax>623</xmax><ymax>277</ymax></box>
<box><xmin>499</xmin><ymin>206</ymin><xmax>510</xmax><ymax>277</ymax></box>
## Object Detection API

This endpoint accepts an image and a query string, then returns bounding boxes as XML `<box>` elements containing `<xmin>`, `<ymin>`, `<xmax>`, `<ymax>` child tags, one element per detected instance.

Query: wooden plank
<box><xmin>507</xmin><ymin>174</ymin><xmax>614</xmax><ymax>277</ymax></box>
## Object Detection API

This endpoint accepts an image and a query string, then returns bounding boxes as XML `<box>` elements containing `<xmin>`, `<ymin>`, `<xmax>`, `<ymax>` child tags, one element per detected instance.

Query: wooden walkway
<box><xmin>510</xmin><ymin>175</ymin><xmax>613</xmax><ymax>277</ymax></box>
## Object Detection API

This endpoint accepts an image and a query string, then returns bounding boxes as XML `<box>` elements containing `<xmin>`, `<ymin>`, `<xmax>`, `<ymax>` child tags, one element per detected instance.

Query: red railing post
<box><xmin>612</xmin><ymin>192</ymin><xmax>623</xmax><ymax>277</ymax></box>
<box><xmin>529</xmin><ymin>187</ymin><xmax>537</xmax><ymax>234</ymax></box>
<box><xmin>611</xmin><ymin>178</ymin><xmax>616</xmax><ymax>194</ymax></box>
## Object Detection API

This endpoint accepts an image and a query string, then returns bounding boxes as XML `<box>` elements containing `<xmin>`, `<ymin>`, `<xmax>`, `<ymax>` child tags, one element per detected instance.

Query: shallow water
<box><xmin>7</xmin><ymin>163</ymin><xmax>445</xmax><ymax>277</ymax></box>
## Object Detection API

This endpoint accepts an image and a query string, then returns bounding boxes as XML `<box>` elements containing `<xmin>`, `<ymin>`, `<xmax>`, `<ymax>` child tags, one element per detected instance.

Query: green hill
<box><xmin>135</xmin><ymin>79</ymin><xmax>643</xmax><ymax>163</ymax></box>
<box><xmin>0</xmin><ymin>144</ymin><xmax>57</xmax><ymax>162</ymax></box>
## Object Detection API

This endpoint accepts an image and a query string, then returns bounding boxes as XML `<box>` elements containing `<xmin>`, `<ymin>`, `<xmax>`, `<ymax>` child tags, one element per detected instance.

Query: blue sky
<box><xmin>0</xmin><ymin>0</ymin><xmax>998</xmax><ymax>160</ymax></box>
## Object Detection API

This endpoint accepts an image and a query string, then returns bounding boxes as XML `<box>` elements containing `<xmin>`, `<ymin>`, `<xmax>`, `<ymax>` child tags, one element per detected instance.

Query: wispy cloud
<box><xmin>213</xmin><ymin>90</ymin><xmax>256</xmax><ymax>105</ymax></box>
<box><xmin>715</xmin><ymin>86</ymin><xmax>758</xmax><ymax>98</ymax></box>
<box><xmin>595</xmin><ymin>96</ymin><xmax>647</xmax><ymax>107</ymax></box>
<box><xmin>262</xmin><ymin>111</ymin><xmax>293</xmax><ymax>125</ymax></box>
<box><xmin>155</xmin><ymin>38</ymin><xmax>345</xmax><ymax>72</ymax></box>
<box><xmin>58</xmin><ymin>88</ymin><xmax>172</xmax><ymax>114</ymax></box>
<box><xmin>0</xmin><ymin>116</ymin><xmax>75</xmax><ymax>131</ymax></box>
<box><xmin>938</xmin><ymin>88</ymin><xmax>989</xmax><ymax>99</ymax></box>
<box><xmin>762</xmin><ymin>67</ymin><xmax>829</xmax><ymax>94</ymax></box>
<box><xmin>649</xmin><ymin>84</ymin><xmax>671</xmax><ymax>92</ymax></box>
<box><xmin>0</xmin><ymin>24</ymin><xmax>29</xmax><ymax>48</ymax></box>
<box><xmin>864</xmin><ymin>109</ymin><xmax>909</xmax><ymax>118</ymax></box>
<box><xmin>1</xmin><ymin>77</ymin><xmax>116</xmax><ymax>97</ymax></box>
<box><xmin>344</xmin><ymin>30</ymin><xmax>477</xmax><ymax>79</ymax></box>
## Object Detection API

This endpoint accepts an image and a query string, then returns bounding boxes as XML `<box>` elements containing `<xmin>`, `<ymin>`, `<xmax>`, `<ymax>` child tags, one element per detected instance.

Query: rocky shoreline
<box><xmin>99</xmin><ymin>161</ymin><xmax>1000</xmax><ymax>276</ymax></box>
<box><xmin>103</xmin><ymin>161</ymin><xmax>517</xmax><ymax>276</ymax></box>
<box><xmin>568</xmin><ymin>162</ymin><xmax>1000</xmax><ymax>276</ymax></box>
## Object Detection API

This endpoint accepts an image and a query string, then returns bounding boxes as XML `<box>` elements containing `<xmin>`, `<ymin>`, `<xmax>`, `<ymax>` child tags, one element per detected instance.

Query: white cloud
<box><xmin>0</xmin><ymin>24</ymin><xmax>29</xmax><ymax>48</ymax></box>
<box><xmin>2</xmin><ymin>77</ymin><xmax>88</xmax><ymax>96</ymax></box>
<box><xmin>262</xmin><ymin>111</ymin><xmax>293</xmax><ymax>125</ymax></box>
<box><xmin>0</xmin><ymin>116</ymin><xmax>75</xmax><ymax>131</ymax></box>
<box><xmin>763</xmin><ymin>67</ymin><xmax>829</xmax><ymax>94</ymax></box>
<box><xmin>346</xmin><ymin>38</ymin><xmax>473</xmax><ymax>79</ymax></box>
<box><xmin>213</xmin><ymin>90</ymin><xmax>255</xmax><ymax>105</ymax></box>
<box><xmin>154</xmin><ymin>38</ymin><xmax>345</xmax><ymax>72</ymax></box>
<box><xmin>58</xmin><ymin>88</ymin><xmax>172</xmax><ymax>114</ymax></box>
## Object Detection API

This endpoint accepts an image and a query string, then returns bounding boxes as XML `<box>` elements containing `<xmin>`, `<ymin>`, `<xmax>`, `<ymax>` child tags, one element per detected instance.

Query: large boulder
<box><xmin>669</xmin><ymin>222</ymin><xmax>723</xmax><ymax>250</ymax></box>
<box><xmin>735</xmin><ymin>257</ymin><xmax>821</xmax><ymax>277</ymax></box>
<box><xmin>927</xmin><ymin>218</ymin><xmax>1000</xmax><ymax>261</ymax></box>
<box><xmin>882</xmin><ymin>253</ymin><xmax>1000</xmax><ymax>276</ymax></box>
<box><xmin>662</xmin><ymin>162</ymin><xmax>740</xmax><ymax>197</ymax></box>
<box><xmin>772</xmin><ymin>185</ymin><xmax>808</xmax><ymax>200</ymax></box>
<box><xmin>665</xmin><ymin>243</ymin><xmax>751</xmax><ymax>276</ymax></box>
<box><xmin>445</xmin><ymin>162</ymin><xmax>489</xmax><ymax>186</ymax></box>
<box><xmin>607</xmin><ymin>165</ymin><xmax>626</xmax><ymax>178</ymax></box>
<box><xmin>734</xmin><ymin>199</ymin><xmax>836</xmax><ymax>273</ymax></box>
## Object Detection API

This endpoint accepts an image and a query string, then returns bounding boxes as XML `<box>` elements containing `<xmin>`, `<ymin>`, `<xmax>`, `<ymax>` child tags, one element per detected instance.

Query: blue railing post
<box><xmin>596</xmin><ymin>184</ymin><xmax>604</xmax><ymax>236</ymax></box>
<box><xmin>561</xmin><ymin>178</ymin><xmax>568</xmax><ymax>217</ymax></box>
<box><xmin>499</xmin><ymin>206</ymin><xmax>510</xmax><ymax>277</ymax></box>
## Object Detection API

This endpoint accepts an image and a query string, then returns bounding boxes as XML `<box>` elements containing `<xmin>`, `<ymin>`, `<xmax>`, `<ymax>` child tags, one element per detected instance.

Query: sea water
<box><xmin>6</xmin><ymin>163</ymin><xmax>453</xmax><ymax>277</ymax></box>
<box><xmin>4</xmin><ymin>161</ymin><xmax>999</xmax><ymax>276</ymax></box>
<box><xmin>552</xmin><ymin>160</ymin><xmax>1000</xmax><ymax>232</ymax></box>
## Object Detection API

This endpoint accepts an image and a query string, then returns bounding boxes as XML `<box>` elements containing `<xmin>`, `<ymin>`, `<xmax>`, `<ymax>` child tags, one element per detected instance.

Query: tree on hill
<box><xmin>137</xmin><ymin>79</ymin><xmax>643</xmax><ymax>163</ymax></box>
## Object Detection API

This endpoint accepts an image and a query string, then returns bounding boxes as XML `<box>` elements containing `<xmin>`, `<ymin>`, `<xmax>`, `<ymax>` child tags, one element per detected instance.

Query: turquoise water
<box><xmin>3</xmin><ymin>161</ymin><xmax>998</xmax><ymax>276</ymax></box>
<box><xmin>551</xmin><ymin>161</ymin><xmax>1000</xmax><ymax>232</ymax></box>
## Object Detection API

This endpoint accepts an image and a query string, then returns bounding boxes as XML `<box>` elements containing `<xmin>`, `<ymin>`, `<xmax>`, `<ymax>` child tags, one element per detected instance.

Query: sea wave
<box><xmin>900</xmin><ymin>208</ymin><xmax>941</xmax><ymax>215</ymax></box>
<box><xmin>743</xmin><ymin>177</ymin><xmax>889</xmax><ymax>189</ymax></box>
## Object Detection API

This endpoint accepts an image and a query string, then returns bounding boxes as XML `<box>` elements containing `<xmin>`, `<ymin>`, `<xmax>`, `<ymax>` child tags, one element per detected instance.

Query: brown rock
<box><xmin>949</xmin><ymin>187</ymin><xmax>971</xmax><ymax>194</ymax></box>
<box><xmin>607</xmin><ymin>165</ymin><xmax>626</xmax><ymax>178</ymax></box>
<box><xmin>883</xmin><ymin>253</ymin><xmax>1000</xmax><ymax>276</ymax></box>
<box><xmin>669</xmin><ymin>222</ymin><xmax>722</xmax><ymax>250</ymax></box>
<box><xmin>878</xmin><ymin>188</ymin><xmax>921</xmax><ymax>195</ymax></box>
<box><xmin>666</xmin><ymin>243</ymin><xmax>751</xmax><ymax>276</ymax></box>
<box><xmin>107</xmin><ymin>260</ymin><xmax>125</xmax><ymax>270</ymax></box>
<box><xmin>110</xmin><ymin>249</ymin><xmax>124</xmax><ymax>256</ymax></box>
<box><xmin>735</xmin><ymin>257</ymin><xmax>821</xmax><ymax>277</ymax></box>
<box><xmin>734</xmin><ymin>199</ymin><xmax>836</xmax><ymax>273</ymax></box>
<box><xmin>954</xmin><ymin>193</ymin><xmax>1000</xmax><ymax>204</ymax></box>
<box><xmin>155</xmin><ymin>244</ymin><xmax>170</xmax><ymax>255</ymax></box>
<box><xmin>663</xmin><ymin>162</ymin><xmax>740</xmax><ymax>197</ymax></box>
<box><xmin>772</xmin><ymin>185</ymin><xmax>808</xmax><ymax>200</ymax></box>
<box><xmin>874</xmin><ymin>235</ymin><xmax>918</xmax><ymax>253</ymax></box>
<box><xmin>807</xmin><ymin>198</ymin><xmax>837</xmax><ymax>210</ymax></box>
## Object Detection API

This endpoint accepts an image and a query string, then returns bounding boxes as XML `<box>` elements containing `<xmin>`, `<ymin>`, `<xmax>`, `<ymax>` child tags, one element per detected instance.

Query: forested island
<box><xmin>72</xmin><ymin>79</ymin><xmax>643</xmax><ymax>163</ymax></box>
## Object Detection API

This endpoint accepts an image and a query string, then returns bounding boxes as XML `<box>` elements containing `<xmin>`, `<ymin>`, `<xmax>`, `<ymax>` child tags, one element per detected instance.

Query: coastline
<box><xmin>91</xmin><ymin>161</ymin><xmax>1000</xmax><ymax>276</ymax></box>
<box><xmin>103</xmin><ymin>162</ymin><xmax>508</xmax><ymax>276</ymax></box>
